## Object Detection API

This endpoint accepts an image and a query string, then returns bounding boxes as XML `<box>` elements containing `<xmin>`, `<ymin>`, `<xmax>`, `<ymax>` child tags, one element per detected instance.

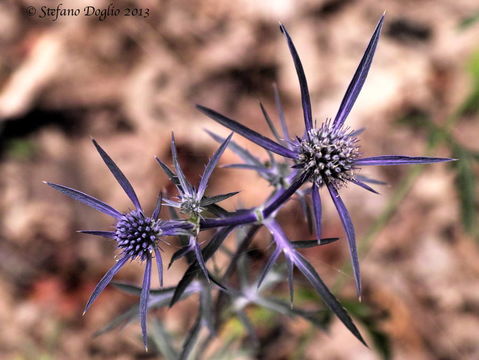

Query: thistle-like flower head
<box><xmin>294</xmin><ymin>121</ymin><xmax>360</xmax><ymax>189</ymax></box>
<box><xmin>45</xmin><ymin>139</ymin><xmax>192</xmax><ymax>350</ymax></box>
<box><xmin>195</xmin><ymin>14</ymin><xmax>454</xmax><ymax>298</ymax></box>
<box><xmin>156</xmin><ymin>132</ymin><xmax>236</xmax><ymax>222</ymax></box>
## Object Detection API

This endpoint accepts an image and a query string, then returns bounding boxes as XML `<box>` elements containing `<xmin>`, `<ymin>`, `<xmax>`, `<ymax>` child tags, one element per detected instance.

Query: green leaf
<box><xmin>151</xmin><ymin>318</ymin><xmax>178</xmax><ymax>360</ymax></box>
<box><xmin>452</xmin><ymin>146</ymin><xmax>477</xmax><ymax>235</ymax></box>
<box><xmin>458</xmin><ymin>11</ymin><xmax>479</xmax><ymax>31</ymax></box>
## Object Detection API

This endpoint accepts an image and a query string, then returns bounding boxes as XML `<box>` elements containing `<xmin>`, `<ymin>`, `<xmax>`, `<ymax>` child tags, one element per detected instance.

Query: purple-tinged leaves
<box><xmin>327</xmin><ymin>185</ymin><xmax>361</xmax><ymax>298</ymax></box>
<box><xmin>194</xmin><ymin>240</ymin><xmax>210</xmax><ymax>283</ymax></box>
<box><xmin>291</xmin><ymin>251</ymin><xmax>367</xmax><ymax>346</ymax></box>
<box><xmin>333</xmin><ymin>15</ymin><xmax>385</xmax><ymax>130</ymax></box>
<box><xmin>273</xmin><ymin>83</ymin><xmax>290</xmax><ymax>144</ymax></box>
<box><xmin>355</xmin><ymin>155</ymin><xmax>454</xmax><ymax>166</ymax></box>
<box><xmin>259</xmin><ymin>101</ymin><xmax>284</xmax><ymax>145</ymax></box>
<box><xmin>311</xmin><ymin>184</ymin><xmax>322</xmax><ymax>242</ymax></box>
<box><xmin>170</xmin><ymin>134</ymin><xmax>194</xmax><ymax>196</ymax></box>
<box><xmin>45</xmin><ymin>182</ymin><xmax>122</xmax><ymax>219</ymax></box>
<box><xmin>168</xmin><ymin>245</ymin><xmax>191</xmax><ymax>269</ymax></box>
<box><xmin>170</xmin><ymin>226</ymin><xmax>235</xmax><ymax>307</ymax></box>
<box><xmin>200</xmin><ymin>192</ymin><xmax>240</xmax><ymax>207</ymax></box>
<box><xmin>197</xmin><ymin>132</ymin><xmax>233</xmax><ymax>200</ymax></box>
<box><xmin>92</xmin><ymin>139</ymin><xmax>142</xmax><ymax>211</ymax></box>
<box><xmin>257</xmin><ymin>248</ymin><xmax>282</xmax><ymax>289</ymax></box>
<box><xmin>355</xmin><ymin>174</ymin><xmax>387</xmax><ymax>185</ymax></box>
<box><xmin>77</xmin><ymin>230</ymin><xmax>116</xmax><ymax>239</ymax></box>
<box><xmin>263</xmin><ymin>170</ymin><xmax>310</xmax><ymax>218</ymax></box>
<box><xmin>350</xmin><ymin>178</ymin><xmax>380</xmax><ymax>194</ymax></box>
<box><xmin>279</xmin><ymin>24</ymin><xmax>313</xmax><ymax>133</ymax></box>
<box><xmin>154</xmin><ymin>247</ymin><xmax>164</xmax><ymax>287</ymax></box>
<box><xmin>292</xmin><ymin>238</ymin><xmax>339</xmax><ymax>248</ymax></box>
<box><xmin>140</xmin><ymin>257</ymin><xmax>152</xmax><ymax>350</ymax></box>
<box><xmin>200</xmin><ymin>210</ymin><xmax>257</xmax><ymax>229</ymax></box>
<box><xmin>197</xmin><ymin>105</ymin><xmax>296</xmax><ymax>158</ymax></box>
<box><xmin>152</xmin><ymin>192</ymin><xmax>163</xmax><ymax>221</ymax></box>
<box><xmin>205</xmin><ymin>129</ymin><xmax>264</xmax><ymax>168</ymax></box>
<box><xmin>155</xmin><ymin>157</ymin><xmax>181</xmax><ymax>189</ymax></box>
<box><xmin>286</xmin><ymin>257</ymin><xmax>294</xmax><ymax>306</ymax></box>
<box><xmin>96</xmin><ymin>282</ymin><xmax>200</xmax><ymax>338</ymax></box>
<box><xmin>83</xmin><ymin>255</ymin><xmax>130</xmax><ymax>315</ymax></box>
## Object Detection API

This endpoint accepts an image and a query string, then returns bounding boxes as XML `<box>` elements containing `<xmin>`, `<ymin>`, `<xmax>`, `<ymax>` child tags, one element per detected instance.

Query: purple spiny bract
<box><xmin>295</xmin><ymin>121</ymin><xmax>359</xmax><ymax>188</ymax></box>
<box><xmin>116</xmin><ymin>210</ymin><xmax>163</xmax><ymax>261</ymax></box>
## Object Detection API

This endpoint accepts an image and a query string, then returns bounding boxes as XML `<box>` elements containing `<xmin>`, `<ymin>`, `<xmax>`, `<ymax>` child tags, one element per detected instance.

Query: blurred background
<box><xmin>1</xmin><ymin>0</ymin><xmax>478</xmax><ymax>359</ymax></box>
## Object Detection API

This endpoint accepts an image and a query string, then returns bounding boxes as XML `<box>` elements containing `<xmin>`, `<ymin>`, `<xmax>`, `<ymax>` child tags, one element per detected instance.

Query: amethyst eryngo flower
<box><xmin>156</xmin><ymin>133</ymin><xmax>236</xmax><ymax>222</ymax></box>
<box><xmin>196</xmin><ymin>15</ymin><xmax>453</xmax><ymax>298</ymax></box>
<box><xmin>44</xmin><ymin>139</ymin><xmax>192</xmax><ymax>350</ymax></box>
<box><xmin>155</xmin><ymin>133</ymin><xmax>238</xmax><ymax>280</ymax></box>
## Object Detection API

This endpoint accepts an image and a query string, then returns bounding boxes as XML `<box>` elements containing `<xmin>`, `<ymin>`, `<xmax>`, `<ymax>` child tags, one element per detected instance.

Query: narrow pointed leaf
<box><xmin>92</xmin><ymin>139</ymin><xmax>142</xmax><ymax>211</ymax></box>
<box><xmin>328</xmin><ymin>185</ymin><xmax>361</xmax><ymax>298</ymax></box>
<box><xmin>78</xmin><ymin>230</ymin><xmax>116</xmax><ymax>239</ymax></box>
<box><xmin>257</xmin><ymin>248</ymin><xmax>281</xmax><ymax>289</ymax></box>
<box><xmin>350</xmin><ymin>178</ymin><xmax>380</xmax><ymax>194</ymax></box>
<box><xmin>200</xmin><ymin>210</ymin><xmax>257</xmax><ymax>229</ymax></box>
<box><xmin>333</xmin><ymin>15</ymin><xmax>384</xmax><ymax>129</ymax></box>
<box><xmin>279</xmin><ymin>24</ymin><xmax>313</xmax><ymax>132</ymax></box>
<box><xmin>152</xmin><ymin>193</ymin><xmax>163</xmax><ymax>220</ymax></box>
<box><xmin>355</xmin><ymin>174</ymin><xmax>387</xmax><ymax>185</ymax></box>
<box><xmin>259</xmin><ymin>101</ymin><xmax>283</xmax><ymax>144</ymax></box>
<box><xmin>170</xmin><ymin>226</ymin><xmax>235</xmax><ymax>307</ymax></box>
<box><xmin>197</xmin><ymin>133</ymin><xmax>233</xmax><ymax>199</ymax></box>
<box><xmin>311</xmin><ymin>184</ymin><xmax>322</xmax><ymax>242</ymax></box>
<box><xmin>155</xmin><ymin>157</ymin><xmax>181</xmax><ymax>188</ymax></box>
<box><xmin>168</xmin><ymin>246</ymin><xmax>192</xmax><ymax>269</ymax></box>
<box><xmin>273</xmin><ymin>83</ymin><xmax>290</xmax><ymax>143</ymax></box>
<box><xmin>298</xmin><ymin>194</ymin><xmax>314</xmax><ymax>234</ymax></box>
<box><xmin>292</xmin><ymin>238</ymin><xmax>339</xmax><ymax>248</ymax></box>
<box><xmin>197</xmin><ymin>105</ymin><xmax>296</xmax><ymax>158</ymax></box>
<box><xmin>96</xmin><ymin>283</ymin><xmax>200</xmax><ymax>337</ymax></box>
<box><xmin>263</xmin><ymin>170</ymin><xmax>310</xmax><ymax>218</ymax></box>
<box><xmin>179</xmin><ymin>314</ymin><xmax>202</xmax><ymax>360</ymax></box>
<box><xmin>200</xmin><ymin>284</ymin><xmax>215</xmax><ymax>334</ymax></box>
<box><xmin>140</xmin><ymin>258</ymin><xmax>152</xmax><ymax>350</ymax></box>
<box><xmin>194</xmin><ymin>241</ymin><xmax>210</xmax><ymax>283</ymax></box>
<box><xmin>205</xmin><ymin>129</ymin><xmax>263</xmax><ymax>167</ymax></box>
<box><xmin>292</xmin><ymin>251</ymin><xmax>367</xmax><ymax>346</ymax></box>
<box><xmin>260</xmin><ymin>297</ymin><xmax>328</xmax><ymax>328</ymax></box>
<box><xmin>200</xmin><ymin>192</ymin><xmax>239</xmax><ymax>207</ymax></box>
<box><xmin>111</xmin><ymin>282</ymin><xmax>175</xmax><ymax>296</ymax></box>
<box><xmin>287</xmin><ymin>257</ymin><xmax>295</xmax><ymax>306</ymax></box>
<box><xmin>45</xmin><ymin>182</ymin><xmax>122</xmax><ymax>219</ymax></box>
<box><xmin>171</xmin><ymin>134</ymin><xmax>193</xmax><ymax>196</ymax></box>
<box><xmin>83</xmin><ymin>255</ymin><xmax>129</xmax><ymax>315</ymax></box>
<box><xmin>151</xmin><ymin>318</ymin><xmax>178</xmax><ymax>360</ymax></box>
<box><xmin>355</xmin><ymin>155</ymin><xmax>454</xmax><ymax>166</ymax></box>
<box><xmin>154</xmin><ymin>247</ymin><xmax>164</xmax><ymax>287</ymax></box>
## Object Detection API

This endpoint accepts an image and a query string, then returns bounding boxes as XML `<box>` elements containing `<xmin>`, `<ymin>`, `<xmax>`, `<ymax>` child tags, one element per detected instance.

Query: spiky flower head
<box><xmin>156</xmin><ymin>132</ymin><xmax>236</xmax><ymax>223</ymax></box>
<box><xmin>196</xmin><ymin>14</ymin><xmax>454</xmax><ymax>300</ymax></box>
<box><xmin>45</xmin><ymin>139</ymin><xmax>192</xmax><ymax>351</ymax></box>
<box><xmin>295</xmin><ymin>122</ymin><xmax>360</xmax><ymax>188</ymax></box>
<box><xmin>116</xmin><ymin>210</ymin><xmax>166</xmax><ymax>261</ymax></box>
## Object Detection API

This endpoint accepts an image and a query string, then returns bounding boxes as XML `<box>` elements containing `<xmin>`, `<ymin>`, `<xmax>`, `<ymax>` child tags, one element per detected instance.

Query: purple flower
<box><xmin>196</xmin><ymin>15</ymin><xmax>453</xmax><ymax>298</ymax></box>
<box><xmin>155</xmin><ymin>133</ymin><xmax>238</xmax><ymax>281</ymax></box>
<box><xmin>45</xmin><ymin>139</ymin><xmax>193</xmax><ymax>350</ymax></box>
